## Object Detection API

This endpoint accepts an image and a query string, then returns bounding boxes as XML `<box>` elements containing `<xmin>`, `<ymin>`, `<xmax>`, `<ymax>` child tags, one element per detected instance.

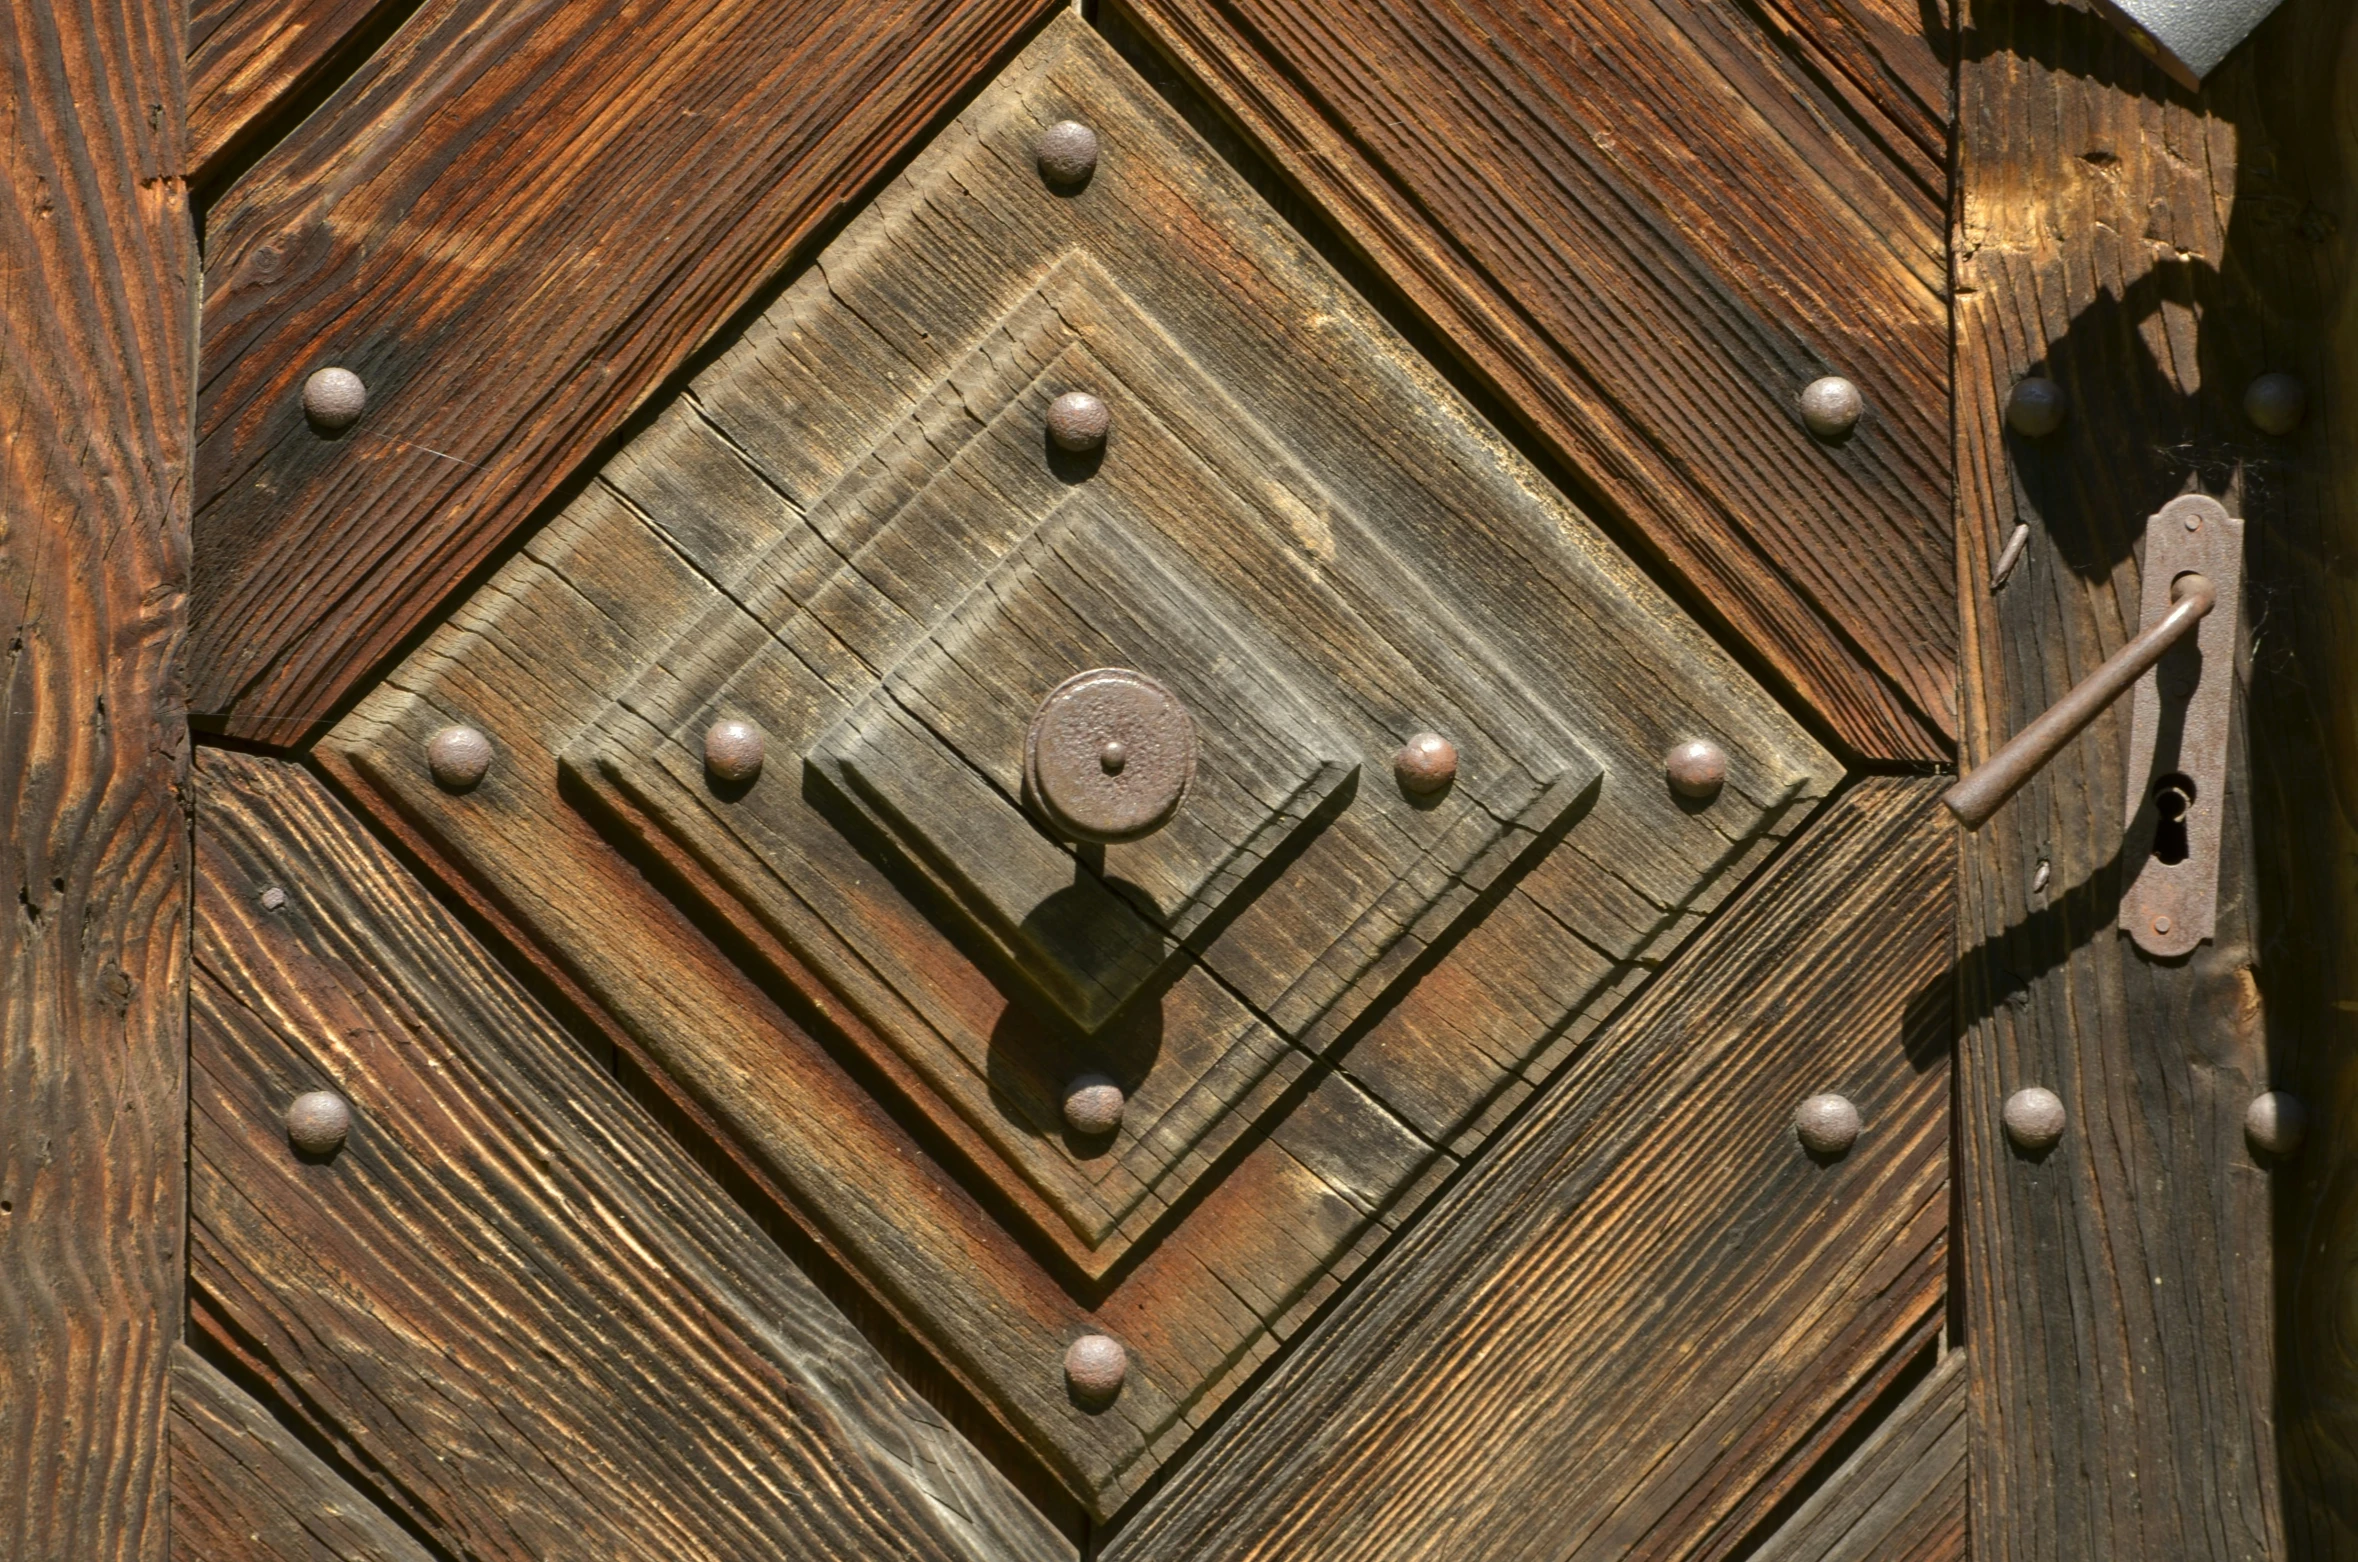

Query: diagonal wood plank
<box><xmin>188</xmin><ymin>0</ymin><xmax>413</xmax><ymax>183</ymax></box>
<box><xmin>1748</xmin><ymin>1349</ymin><xmax>1965</xmax><ymax>1562</ymax></box>
<box><xmin>187</xmin><ymin>748</ymin><xmax>1072</xmax><ymax>1562</ymax></box>
<box><xmin>0</xmin><ymin>0</ymin><xmax>193</xmax><ymax>1555</ymax></box>
<box><xmin>1108</xmin><ymin>0</ymin><xmax>1954</xmax><ymax>760</ymax></box>
<box><xmin>1105</xmin><ymin>778</ymin><xmax>1952</xmax><ymax>1561</ymax></box>
<box><xmin>189</xmin><ymin>0</ymin><xmax>1060</xmax><ymax>746</ymax></box>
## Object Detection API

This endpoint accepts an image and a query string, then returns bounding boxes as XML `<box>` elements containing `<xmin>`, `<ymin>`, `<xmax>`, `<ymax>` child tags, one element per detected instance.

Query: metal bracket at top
<box><xmin>2088</xmin><ymin>0</ymin><xmax>2287</xmax><ymax>89</ymax></box>
<box><xmin>2119</xmin><ymin>495</ymin><xmax>2243</xmax><ymax>957</ymax></box>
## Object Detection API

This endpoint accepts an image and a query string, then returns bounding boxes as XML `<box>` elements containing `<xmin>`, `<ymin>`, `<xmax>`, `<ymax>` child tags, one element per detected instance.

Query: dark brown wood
<box><xmin>0</xmin><ymin>0</ymin><xmax>192</xmax><ymax>1554</ymax></box>
<box><xmin>188</xmin><ymin>748</ymin><xmax>1069</xmax><ymax>1561</ymax></box>
<box><xmin>1953</xmin><ymin>2</ymin><xmax>2283</xmax><ymax>1554</ymax></box>
<box><xmin>1749</xmin><ymin>1349</ymin><xmax>1965</xmax><ymax>1562</ymax></box>
<box><xmin>188</xmin><ymin>0</ymin><xmax>411</xmax><ymax>183</ymax></box>
<box><xmin>170</xmin><ymin>1344</ymin><xmax>434</xmax><ymax>1562</ymax></box>
<box><xmin>189</xmin><ymin>0</ymin><xmax>1062</xmax><ymax>746</ymax></box>
<box><xmin>1105</xmin><ymin>778</ymin><xmax>1952</xmax><ymax>1562</ymax></box>
<box><xmin>1107</xmin><ymin>0</ymin><xmax>1955</xmax><ymax>761</ymax></box>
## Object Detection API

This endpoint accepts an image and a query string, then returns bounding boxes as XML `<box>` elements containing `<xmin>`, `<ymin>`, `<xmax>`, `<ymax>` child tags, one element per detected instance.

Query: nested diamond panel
<box><xmin>326</xmin><ymin>16</ymin><xmax>1837</xmax><ymax>1518</ymax></box>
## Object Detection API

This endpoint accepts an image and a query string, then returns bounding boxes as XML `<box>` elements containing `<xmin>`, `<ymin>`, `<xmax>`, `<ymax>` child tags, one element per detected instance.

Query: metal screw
<box><xmin>2003</xmin><ymin>1086</ymin><xmax>2066</xmax><ymax>1152</ymax></box>
<box><xmin>1799</xmin><ymin>376</ymin><xmax>1863</xmax><ymax>439</ymax></box>
<box><xmin>2245</xmin><ymin>372</ymin><xmax>2307</xmax><ymax>436</ymax></box>
<box><xmin>2006</xmin><ymin>376</ymin><xmax>2068</xmax><ymax>438</ymax></box>
<box><xmin>286</xmin><ymin>1091</ymin><xmax>352</xmax><ymax>1157</ymax></box>
<box><xmin>1393</xmin><ymin>732</ymin><xmax>1458</xmax><ymax>796</ymax></box>
<box><xmin>302</xmin><ymin>367</ymin><xmax>367</xmax><ymax>431</ymax></box>
<box><xmin>1794</xmin><ymin>1093</ymin><xmax>1862</xmax><ymax>1157</ymax></box>
<box><xmin>1665</xmin><ymin>739</ymin><xmax>1728</xmax><ymax>800</ymax></box>
<box><xmin>1062</xmin><ymin>1073</ymin><xmax>1125</xmax><ymax>1136</ymax></box>
<box><xmin>704</xmin><ymin>718</ymin><xmax>765</xmax><ymax>785</ymax></box>
<box><xmin>426</xmin><ymin>726</ymin><xmax>494</xmax><ymax>792</ymax></box>
<box><xmin>1036</xmin><ymin>121</ymin><xmax>1100</xmax><ymax>187</ymax></box>
<box><xmin>2245</xmin><ymin>1090</ymin><xmax>2308</xmax><ymax>1158</ymax></box>
<box><xmin>1064</xmin><ymin>1333</ymin><xmax>1127</xmax><ymax>1408</ymax></box>
<box><xmin>1046</xmin><ymin>391</ymin><xmax>1109</xmax><ymax>453</ymax></box>
<box><xmin>1025</xmin><ymin>668</ymin><xmax>1196</xmax><ymax>843</ymax></box>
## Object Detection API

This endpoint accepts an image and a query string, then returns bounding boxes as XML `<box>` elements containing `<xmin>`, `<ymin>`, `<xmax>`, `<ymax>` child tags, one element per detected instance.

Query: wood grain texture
<box><xmin>188</xmin><ymin>748</ymin><xmax>1072</xmax><ymax>1562</ymax></box>
<box><xmin>1106</xmin><ymin>779</ymin><xmax>1952</xmax><ymax>1562</ymax></box>
<box><xmin>189</xmin><ymin>0</ymin><xmax>1061</xmax><ymax>746</ymax></box>
<box><xmin>170</xmin><ymin>1344</ymin><xmax>433</xmax><ymax>1562</ymax></box>
<box><xmin>1952</xmin><ymin>1</ymin><xmax>2284</xmax><ymax>1555</ymax></box>
<box><xmin>0</xmin><ymin>0</ymin><xmax>192</xmax><ymax>1555</ymax></box>
<box><xmin>1750</xmin><ymin>1349</ymin><xmax>1965</xmax><ymax>1562</ymax></box>
<box><xmin>187</xmin><ymin>0</ymin><xmax>411</xmax><ymax>183</ymax></box>
<box><xmin>1107</xmin><ymin>0</ymin><xmax>1955</xmax><ymax>760</ymax></box>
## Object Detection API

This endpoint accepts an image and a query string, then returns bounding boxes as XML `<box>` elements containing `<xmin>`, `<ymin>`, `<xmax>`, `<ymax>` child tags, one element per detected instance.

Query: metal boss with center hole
<box><xmin>1024</xmin><ymin>668</ymin><xmax>1196</xmax><ymax>843</ymax></box>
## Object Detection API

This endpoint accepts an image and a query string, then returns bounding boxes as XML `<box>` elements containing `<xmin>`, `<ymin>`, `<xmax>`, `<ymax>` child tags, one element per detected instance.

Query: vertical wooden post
<box><xmin>0</xmin><ymin>0</ymin><xmax>192</xmax><ymax>1556</ymax></box>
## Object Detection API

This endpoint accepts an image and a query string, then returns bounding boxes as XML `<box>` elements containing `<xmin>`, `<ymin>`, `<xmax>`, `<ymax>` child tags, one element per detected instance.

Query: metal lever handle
<box><xmin>1943</xmin><ymin>573</ymin><xmax>2216</xmax><ymax>831</ymax></box>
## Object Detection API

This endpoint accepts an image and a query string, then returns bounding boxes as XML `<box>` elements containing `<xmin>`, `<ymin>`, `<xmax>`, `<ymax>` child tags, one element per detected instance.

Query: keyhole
<box><xmin>2151</xmin><ymin>772</ymin><xmax>2196</xmax><ymax>865</ymax></box>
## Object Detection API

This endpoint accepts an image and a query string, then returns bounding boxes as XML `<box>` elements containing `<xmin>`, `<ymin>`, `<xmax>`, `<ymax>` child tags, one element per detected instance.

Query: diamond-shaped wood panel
<box><xmin>325</xmin><ymin>15</ymin><xmax>1836</xmax><ymax>1515</ymax></box>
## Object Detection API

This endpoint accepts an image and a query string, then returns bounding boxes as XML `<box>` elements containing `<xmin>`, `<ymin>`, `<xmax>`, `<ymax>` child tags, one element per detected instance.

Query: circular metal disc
<box><xmin>1025</xmin><ymin>668</ymin><xmax>1195</xmax><ymax>843</ymax></box>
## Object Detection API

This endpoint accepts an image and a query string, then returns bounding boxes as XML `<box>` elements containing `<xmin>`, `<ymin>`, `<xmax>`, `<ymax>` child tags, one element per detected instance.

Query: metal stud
<box><xmin>704</xmin><ymin>718</ymin><xmax>765</xmax><ymax>785</ymax></box>
<box><xmin>1393</xmin><ymin>732</ymin><xmax>1458</xmax><ymax>796</ymax></box>
<box><xmin>1794</xmin><ymin>1093</ymin><xmax>1862</xmax><ymax>1157</ymax></box>
<box><xmin>1062</xmin><ymin>1073</ymin><xmax>1125</xmax><ymax>1137</ymax></box>
<box><xmin>1665</xmin><ymin>739</ymin><xmax>1727</xmax><ymax>800</ymax></box>
<box><xmin>2006</xmin><ymin>376</ymin><xmax>2068</xmax><ymax>438</ymax></box>
<box><xmin>258</xmin><ymin>885</ymin><xmax>288</xmax><ymax>913</ymax></box>
<box><xmin>302</xmin><ymin>366</ymin><xmax>367</xmax><ymax>431</ymax></box>
<box><xmin>2245</xmin><ymin>1090</ymin><xmax>2308</xmax><ymax>1158</ymax></box>
<box><xmin>2002</xmin><ymin>1086</ymin><xmax>2066</xmax><ymax>1153</ymax></box>
<box><xmin>426</xmin><ymin>725</ymin><xmax>494</xmax><ymax>792</ymax></box>
<box><xmin>286</xmin><ymin>1091</ymin><xmax>351</xmax><ymax>1157</ymax></box>
<box><xmin>1025</xmin><ymin>668</ymin><xmax>1196</xmax><ymax>843</ymax></box>
<box><xmin>1799</xmin><ymin>376</ymin><xmax>1863</xmax><ymax>439</ymax></box>
<box><xmin>1046</xmin><ymin>390</ymin><xmax>1110</xmax><ymax>453</ymax></box>
<box><xmin>2245</xmin><ymin>372</ymin><xmax>2307</xmax><ymax>436</ymax></box>
<box><xmin>1064</xmin><ymin>1333</ymin><xmax>1127</xmax><ymax>1408</ymax></box>
<box><xmin>1035</xmin><ymin>120</ymin><xmax>1100</xmax><ymax>187</ymax></box>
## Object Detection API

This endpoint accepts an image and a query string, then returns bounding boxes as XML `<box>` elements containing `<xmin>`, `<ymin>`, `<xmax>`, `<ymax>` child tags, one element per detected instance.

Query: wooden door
<box><xmin>7</xmin><ymin>0</ymin><xmax>2332</xmax><ymax>1557</ymax></box>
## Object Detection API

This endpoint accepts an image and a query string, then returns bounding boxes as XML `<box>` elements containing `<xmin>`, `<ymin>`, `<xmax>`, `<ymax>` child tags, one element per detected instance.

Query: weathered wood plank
<box><xmin>1106</xmin><ymin>0</ymin><xmax>1954</xmax><ymax>760</ymax></box>
<box><xmin>170</xmin><ymin>1344</ymin><xmax>434</xmax><ymax>1562</ymax></box>
<box><xmin>0</xmin><ymin>0</ymin><xmax>192</xmax><ymax>1554</ymax></box>
<box><xmin>189</xmin><ymin>0</ymin><xmax>1061</xmax><ymax>745</ymax></box>
<box><xmin>187</xmin><ymin>0</ymin><xmax>410</xmax><ymax>183</ymax></box>
<box><xmin>188</xmin><ymin>748</ymin><xmax>1072</xmax><ymax>1562</ymax></box>
<box><xmin>1106</xmin><ymin>779</ymin><xmax>1952</xmax><ymax>1562</ymax></box>
<box><xmin>1749</xmin><ymin>1349</ymin><xmax>1965</xmax><ymax>1562</ymax></box>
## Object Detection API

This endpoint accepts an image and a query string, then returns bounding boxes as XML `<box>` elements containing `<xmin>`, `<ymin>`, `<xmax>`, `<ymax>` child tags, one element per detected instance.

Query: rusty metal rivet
<box><xmin>426</xmin><ymin>725</ymin><xmax>494</xmax><ymax>792</ymax></box>
<box><xmin>1026</xmin><ymin>669</ymin><xmax>1196</xmax><ymax>843</ymax></box>
<box><xmin>1794</xmin><ymin>1093</ymin><xmax>1862</xmax><ymax>1157</ymax></box>
<box><xmin>1062</xmin><ymin>1073</ymin><xmax>1126</xmax><ymax>1136</ymax></box>
<box><xmin>2003</xmin><ymin>1086</ymin><xmax>2066</xmax><ymax>1153</ymax></box>
<box><xmin>2006</xmin><ymin>376</ymin><xmax>2068</xmax><ymax>438</ymax></box>
<box><xmin>2245</xmin><ymin>372</ymin><xmax>2307</xmax><ymax>435</ymax></box>
<box><xmin>1799</xmin><ymin>376</ymin><xmax>1863</xmax><ymax>439</ymax></box>
<box><xmin>1393</xmin><ymin>732</ymin><xmax>1458</xmax><ymax>795</ymax></box>
<box><xmin>286</xmin><ymin>1091</ymin><xmax>351</xmax><ymax>1157</ymax></box>
<box><xmin>2245</xmin><ymin>1090</ymin><xmax>2308</xmax><ymax>1158</ymax></box>
<box><xmin>1046</xmin><ymin>390</ymin><xmax>1110</xmax><ymax>453</ymax></box>
<box><xmin>1064</xmin><ymin>1333</ymin><xmax>1127</xmax><ymax>1407</ymax></box>
<box><xmin>1665</xmin><ymin>739</ymin><xmax>1728</xmax><ymax>800</ymax></box>
<box><xmin>704</xmin><ymin>718</ymin><xmax>765</xmax><ymax>785</ymax></box>
<box><xmin>2152</xmin><ymin>914</ymin><xmax>2173</xmax><ymax>936</ymax></box>
<box><xmin>1036</xmin><ymin>120</ymin><xmax>1100</xmax><ymax>186</ymax></box>
<box><xmin>302</xmin><ymin>366</ymin><xmax>367</xmax><ymax>431</ymax></box>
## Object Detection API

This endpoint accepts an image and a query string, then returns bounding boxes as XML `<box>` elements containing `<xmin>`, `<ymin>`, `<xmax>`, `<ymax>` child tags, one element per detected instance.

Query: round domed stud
<box><xmin>302</xmin><ymin>366</ymin><xmax>367</xmax><ymax>432</ymax></box>
<box><xmin>1063</xmin><ymin>1333</ymin><xmax>1128</xmax><ymax>1409</ymax></box>
<box><xmin>1046</xmin><ymin>390</ymin><xmax>1110</xmax><ymax>453</ymax></box>
<box><xmin>285</xmin><ymin>1091</ymin><xmax>352</xmax><ymax>1157</ymax></box>
<box><xmin>2245</xmin><ymin>372</ymin><xmax>2308</xmax><ymax>436</ymax></box>
<box><xmin>2006</xmin><ymin>376</ymin><xmax>2068</xmax><ymax>438</ymax></box>
<box><xmin>1794</xmin><ymin>1093</ymin><xmax>1862</xmax><ymax>1158</ymax></box>
<box><xmin>1062</xmin><ymin>1073</ymin><xmax>1126</xmax><ymax>1137</ymax></box>
<box><xmin>1665</xmin><ymin>739</ymin><xmax>1728</xmax><ymax>800</ymax></box>
<box><xmin>1393</xmin><ymin>732</ymin><xmax>1458</xmax><ymax>796</ymax></box>
<box><xmin>425</xmin><ymin>725</ymin><xmax>494</xmax><ymax>792</ymax></box>
<box><xmin>704</xmin><ymin>718</ymin><xmax>765</xmax><ymax>785</ymax></box>
<box><xmin>2245</xmin><ymin>1090</ymin><xmax>2308</xmax><ymax>1158</ymax></box>
<box><xmin>1036</xmin><ymin>120</ymin><xmax>1100</xmax><ymax>187</ymax></box>
<box><xmin>1025</xmin><ymin>668</ymin><xmax>1196</xmax><ymax>843</ymax></box>
<box><xmin>1800</xmin><ymin>375</ymin><xmax>1864</xmax><ymax>439</ymax></box>
<box><xmin>2003</xmin><ymin>1086</ymin><xmax>2067</xmax><ymax>1154</ymax></box>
